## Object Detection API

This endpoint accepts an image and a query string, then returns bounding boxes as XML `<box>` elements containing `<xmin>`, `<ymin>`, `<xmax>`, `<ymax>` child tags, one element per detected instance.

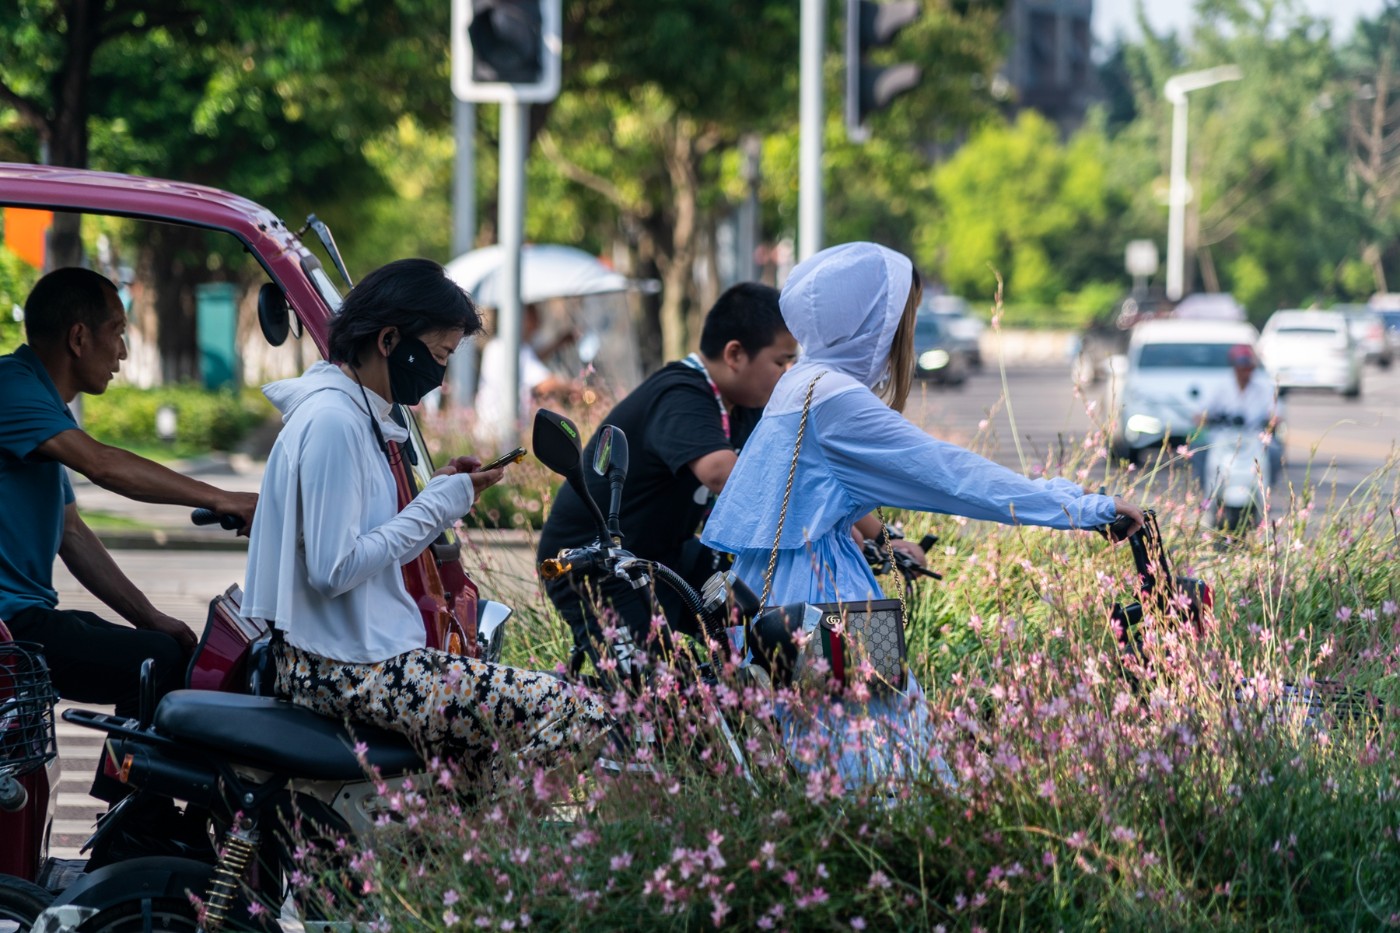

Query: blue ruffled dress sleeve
<box><xmin>813</xmin><ymin>388</ymin><xmax>1118</xmax><ymax>530</ymax></box>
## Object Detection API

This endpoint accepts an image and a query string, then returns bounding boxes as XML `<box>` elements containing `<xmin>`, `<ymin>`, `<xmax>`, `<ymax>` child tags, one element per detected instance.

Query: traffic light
<box><xmin>845</xmin><ymin>0</ymin><xmax>923</xmax><ymax>141</ymax></box>
<box><xmin>451</xmin><ymin>0</ymin><xmax>562</xmax><ymax>104</ymax></box>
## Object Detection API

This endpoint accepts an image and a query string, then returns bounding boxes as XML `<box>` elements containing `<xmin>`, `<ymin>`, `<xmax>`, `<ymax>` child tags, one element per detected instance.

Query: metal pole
<box><xmin>1162</xmin><ymin>66</ymin><xmax>1241</xmax><ymax>301</ymax></box>
<box><xmin>496</xmin><ymin>100</ymin><xmax>528</xmax><ymax>449</ymax></box>
<box><xmin>1166</xmin><ymin>95</ymin><xmax>1189</xmax><ymax>301</ymax></box>
<box><xmin>451</xmin><ymin>97</ymin><xmax>479</xmax><ymax>406</ymax></box>
<box><xmin>738</xmin><ymin>134</ymin><xmax>761</xmax><ymax>282</ymax></box>
<box><xmin>799</xmin><ymin>0</ymin><xmax>825</xmax><ymax>262</ymax></box>
<box><xmin>453</xmin><ymin>99</ymin><xmax>477</xmax><ymax>256</ymax></box>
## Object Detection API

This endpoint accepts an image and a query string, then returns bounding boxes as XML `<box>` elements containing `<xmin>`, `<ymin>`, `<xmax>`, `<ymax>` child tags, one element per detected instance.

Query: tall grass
<box><xmin>270</xmin><ymin>427</ymin><xmax>1400</xmax><ymax>931</ymax></box>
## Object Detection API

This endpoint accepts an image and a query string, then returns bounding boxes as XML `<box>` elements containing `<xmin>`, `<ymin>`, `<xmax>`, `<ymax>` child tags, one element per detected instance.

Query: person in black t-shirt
<box><xmin>537</xmin><ymin>283</ymin><xmax>798</xmax><ymax>672</ymax></box>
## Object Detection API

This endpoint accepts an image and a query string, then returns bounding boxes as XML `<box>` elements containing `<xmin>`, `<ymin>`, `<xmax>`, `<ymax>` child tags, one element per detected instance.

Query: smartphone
<box><xmin>480</xmin><ymin>446</ymin><xmax>527</xmax><ymax>472</ymax></box>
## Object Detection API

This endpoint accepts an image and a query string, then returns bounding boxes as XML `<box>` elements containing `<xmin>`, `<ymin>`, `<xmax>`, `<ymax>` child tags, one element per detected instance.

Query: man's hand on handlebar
<box><xmin>213</xmin><ymin>491</ymin><xmax>258</xmax><ymax>537</ymax></box>
<box><xmin>889</xmin><ymin>538</ymin><xmax>927</xmax><ymax>568</ymax></box>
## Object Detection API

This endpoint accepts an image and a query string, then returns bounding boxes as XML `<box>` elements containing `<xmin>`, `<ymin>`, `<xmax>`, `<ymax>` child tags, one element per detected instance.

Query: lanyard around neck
<box><xmin>682</xmin><ymin>353</ymin><xmax>730</xmax><ymax>442</ymax></box>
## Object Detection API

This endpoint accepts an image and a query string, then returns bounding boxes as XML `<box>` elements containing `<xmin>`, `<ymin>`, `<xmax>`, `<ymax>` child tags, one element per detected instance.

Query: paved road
<box><xmin>42</xmin><ymin>360</ymin><xmax>1400</xmax><ymax>859</ymax></box>
<box><xmin>905</xmin><ymin>360</ymin><xmax>1400</xmax><ymax>500</ymax></box>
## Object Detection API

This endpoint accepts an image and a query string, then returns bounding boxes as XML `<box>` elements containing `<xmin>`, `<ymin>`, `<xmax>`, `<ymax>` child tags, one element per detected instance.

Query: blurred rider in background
<box><xmin>1195</xmin><ymin>343</ymin><xmax>1284</xmax><ymax>487</ymax></box>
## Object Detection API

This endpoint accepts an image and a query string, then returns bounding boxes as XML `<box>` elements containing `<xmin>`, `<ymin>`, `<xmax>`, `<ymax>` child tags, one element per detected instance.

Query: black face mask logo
<box><xmin>386</xmin><ymin>336</ymin><xmax>447</xmax><ymax>405</ymax></box>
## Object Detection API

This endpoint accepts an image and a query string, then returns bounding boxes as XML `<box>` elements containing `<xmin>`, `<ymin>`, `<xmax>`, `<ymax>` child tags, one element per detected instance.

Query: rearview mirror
<box><xmin>257</xmin><ymin>283</ymin><xmax>290</xmax><ymax>347</ymax></box>
<box><xmin>533</xmin><ymin>409</ymin><xmax>611</xmax><ymax>543</ymax></box>
<box><xmin>592</xmin><ymin>424</ymin><xmax>613</xmax><ymax>476</ymax></box>
<box><xmin>592</xmin><ymin>424</ymin><xmax>629</xmax><ymax>479</ymax></box>
<box><xmin>532</xmin><ymin>409</ymin><xmax>583</xmax><ymax>477</ymax></box>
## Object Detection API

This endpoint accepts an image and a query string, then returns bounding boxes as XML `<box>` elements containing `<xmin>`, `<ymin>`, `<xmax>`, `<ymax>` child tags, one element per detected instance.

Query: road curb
<box><xmin>95</xmin><ymin>531</ymin><xmax>250</xmax><ymax>551</ymax></box>
<box><xmin>95</xmin><ymin>527</ymin><xmax>542</xmax><ymax>552</ymax></box>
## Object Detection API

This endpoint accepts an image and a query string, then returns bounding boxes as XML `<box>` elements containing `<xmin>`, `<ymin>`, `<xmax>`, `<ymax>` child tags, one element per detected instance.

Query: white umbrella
<box><xmin>444</xmin><ymin>244</ymin><xmax>631</xmax><ymax>307</ymax></box>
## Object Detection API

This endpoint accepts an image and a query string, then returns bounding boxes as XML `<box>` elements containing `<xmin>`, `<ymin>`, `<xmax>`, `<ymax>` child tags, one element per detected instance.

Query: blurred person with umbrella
<box><xmin>444</xmin><ymin>244</ymin><xmax>643</xmax><ymax>446</ymax></box>
<box><xmin>474</xmin><ymin>302</ymin><xmax>580</xmax><ymax>449</ymax></box>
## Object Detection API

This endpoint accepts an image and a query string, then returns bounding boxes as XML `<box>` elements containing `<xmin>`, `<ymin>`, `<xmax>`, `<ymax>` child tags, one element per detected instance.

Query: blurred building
<box><xmin>1002</xmin><ymin>0</ymin><xmax>1096</xmax><ymax>135</ymax></box>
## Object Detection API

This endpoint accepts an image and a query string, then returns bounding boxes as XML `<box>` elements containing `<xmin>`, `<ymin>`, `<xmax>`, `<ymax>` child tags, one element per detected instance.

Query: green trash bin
<box><xmin>196</xmin><ymin>282</ymin><xmax>239</xmax><ymax>390</ymax></box>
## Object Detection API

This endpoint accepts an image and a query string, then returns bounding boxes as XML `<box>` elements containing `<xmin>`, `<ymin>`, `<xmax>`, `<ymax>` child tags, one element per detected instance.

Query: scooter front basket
<box><xmin>0</xmin><ymin>641</ymin><xmax>58</xmax><ymax>778</ymax></box>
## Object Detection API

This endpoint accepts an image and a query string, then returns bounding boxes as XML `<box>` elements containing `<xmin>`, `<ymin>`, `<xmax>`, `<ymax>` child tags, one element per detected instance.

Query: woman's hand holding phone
<box><xmin>434</xmin><ymin>453</ymin><xmax>510</xmax><ymax>495</ymax></box>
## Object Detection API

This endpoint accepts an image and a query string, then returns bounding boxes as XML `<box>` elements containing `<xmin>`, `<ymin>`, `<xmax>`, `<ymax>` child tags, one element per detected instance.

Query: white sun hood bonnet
<box><xmin>779</xmin><ymin>242</ymin><xmax>913</xmax><ymax>391</ymax></box>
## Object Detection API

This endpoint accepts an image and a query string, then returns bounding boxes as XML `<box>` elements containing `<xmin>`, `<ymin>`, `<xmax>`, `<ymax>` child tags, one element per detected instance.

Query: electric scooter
<box><xmin>1201</xmin><ymin>414</ymin><xmax>1274</xmax><ymax>531</ymax></box>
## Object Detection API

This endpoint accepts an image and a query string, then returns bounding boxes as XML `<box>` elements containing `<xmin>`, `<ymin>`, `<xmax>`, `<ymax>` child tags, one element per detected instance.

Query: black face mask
<box><xmin>386</xmin><ymin>336</ymin><xmax>446</xmax><ymax>406</ymax></box>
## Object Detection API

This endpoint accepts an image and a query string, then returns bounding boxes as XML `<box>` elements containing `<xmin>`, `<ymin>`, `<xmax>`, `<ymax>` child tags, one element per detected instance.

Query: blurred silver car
<box><xmin>1258</xmin><ymin>309</ymin><xmax>1362</xmax><ymax>397</ymax></box>
<box><xmin>1334</xmin><ymin>304</ymin><xmax>1395</xmax><ymax>369</ymax></box>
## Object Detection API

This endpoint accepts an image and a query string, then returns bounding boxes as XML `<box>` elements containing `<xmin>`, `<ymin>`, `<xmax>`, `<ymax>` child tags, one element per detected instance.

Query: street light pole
<box><xmin>798</xmin><ymin>0</ymin><xmax>825</xmax><ymax>262</ymax></box>
<box><xmin>1164</xmin><ymin>65</ymin><xmax>1242</xmax><ymax>301</ymax></box>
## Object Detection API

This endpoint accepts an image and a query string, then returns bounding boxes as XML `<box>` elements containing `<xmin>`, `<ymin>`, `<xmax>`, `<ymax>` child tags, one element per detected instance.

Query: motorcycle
<box><xmin>0</xmin><ymin>521</ymin><xmax>512</xmax><ymax>933</ymax></box>
<box><xmin>1200</xmin><ymin>413</ymin><xmax>1275</xmax><ymax>531</ymax></box>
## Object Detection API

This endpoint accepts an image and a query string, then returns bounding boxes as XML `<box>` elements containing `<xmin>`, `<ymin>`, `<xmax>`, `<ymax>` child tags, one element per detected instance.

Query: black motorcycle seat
<box><xmin>154</xmin><ymin>690</ymin><xmax>424</xmax><ymax>780</ymax></box>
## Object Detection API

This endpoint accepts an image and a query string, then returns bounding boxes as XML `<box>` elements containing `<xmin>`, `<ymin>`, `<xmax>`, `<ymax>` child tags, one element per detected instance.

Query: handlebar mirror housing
<box><xmin>532</xmin><ymin>409</ymin><xmax>583</xmax><ymax>476</ymax></box>
<box><xmin>533</xmin><ymin>409</ymin><xmax>611</xmax><ymax>543</ymax></box>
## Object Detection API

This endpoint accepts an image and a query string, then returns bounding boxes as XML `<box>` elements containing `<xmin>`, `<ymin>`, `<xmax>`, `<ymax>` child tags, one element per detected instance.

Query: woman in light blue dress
<box><xmin>702</xmin><ymin>242</ymin><xmax>1145</xmax><ymax>788</ymax></box>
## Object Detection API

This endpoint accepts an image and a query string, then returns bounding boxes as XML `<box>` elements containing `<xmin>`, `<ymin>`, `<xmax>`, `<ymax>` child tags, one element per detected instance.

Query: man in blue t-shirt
<box><xmin>0</xmin><ymin>268</ymin><xmax>257</xmax><ymax>802</ymax></box>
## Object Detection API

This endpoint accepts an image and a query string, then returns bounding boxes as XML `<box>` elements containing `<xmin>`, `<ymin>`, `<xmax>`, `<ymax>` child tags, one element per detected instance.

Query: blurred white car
<box><xmin>1113</xmin><ymin>318</ymin><xmax>1261</xmax><ymax>462</ymax></box>
<box><xmin>1258</xmin><ymin>309</ymin><xmax>1362</xmax><ymax>397</ymax></box>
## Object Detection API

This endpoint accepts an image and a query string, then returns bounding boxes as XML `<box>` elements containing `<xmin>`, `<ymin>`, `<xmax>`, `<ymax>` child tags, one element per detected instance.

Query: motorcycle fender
<box><xmin>32</xmin><ymin>856</ymin><xmax>212</xmax><ymax>933</ymax></box>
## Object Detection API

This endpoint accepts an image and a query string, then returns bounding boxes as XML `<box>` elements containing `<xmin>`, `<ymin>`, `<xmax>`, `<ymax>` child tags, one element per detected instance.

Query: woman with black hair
<box><xmin>242</xmin><ymin>258</ymin><xmax>610</xmax><ymax>793</ymax></box>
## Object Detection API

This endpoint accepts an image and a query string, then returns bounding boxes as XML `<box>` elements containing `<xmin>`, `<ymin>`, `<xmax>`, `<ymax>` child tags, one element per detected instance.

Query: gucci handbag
<box><xmin>757</xmin><ymin>371</ymin><xmax>908</xmax><ymax>694</ymax></box>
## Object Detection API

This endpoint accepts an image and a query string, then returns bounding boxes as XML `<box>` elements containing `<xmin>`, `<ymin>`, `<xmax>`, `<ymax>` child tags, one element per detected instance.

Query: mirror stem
<box><xmin>607</xmin><ymin>477</ymin><xmax>625</xmax><ymax>543</ymax></box>
<box><xmin>569</xmin><ymin>469</ymin><xmax>611</xmax><ymax>545</ymax></box>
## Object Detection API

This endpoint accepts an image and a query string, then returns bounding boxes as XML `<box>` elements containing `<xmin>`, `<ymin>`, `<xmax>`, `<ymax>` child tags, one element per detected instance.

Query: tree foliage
<box><xmin>7</xmin><ymin>0</ymin><xmax>1399</xmax><ymax>376</ymax></box>
<box><xmin>924</xmin><ymin>111</ymin><xmax>1125</xmax><ymax>305</ymax></box>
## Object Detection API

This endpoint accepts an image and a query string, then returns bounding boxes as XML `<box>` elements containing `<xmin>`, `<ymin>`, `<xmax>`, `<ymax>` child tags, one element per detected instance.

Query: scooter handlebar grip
<box><xmin>191</xmin><ymin>509</ymin><xmax>244</xmax><ymax>530</ymax></box>
<box><xmin>1101</xmin><ymin>513</ymin><xmax>1138</xmax><ymax>541</ymax></box>
<box><xmin>539</xmin><ymin>558</ymin><xmax>572</xmax><ymax>580</ymax></box>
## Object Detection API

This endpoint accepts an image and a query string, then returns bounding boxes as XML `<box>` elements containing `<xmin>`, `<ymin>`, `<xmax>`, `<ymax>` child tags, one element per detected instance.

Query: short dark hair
<box><xmin>699</xmin><ymin>283</ymin><xmax>787</xmax><ymax>358</ymax></box>
<box><xmin>24</xmin><ymin>268</ymin><xmax>119</xmax><ymax>346</ymax></box>
<box><xmin>328</xmin><ymin>258</ymin><xmax>482</xmax><ymax>363</ymax></box>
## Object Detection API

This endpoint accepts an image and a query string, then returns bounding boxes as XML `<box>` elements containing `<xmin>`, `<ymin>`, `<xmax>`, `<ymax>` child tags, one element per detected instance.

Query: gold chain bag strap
<box><xmin>759</xmin><ymin>372</ymin><xmax>908</xmax><ymax>694</ymax></box>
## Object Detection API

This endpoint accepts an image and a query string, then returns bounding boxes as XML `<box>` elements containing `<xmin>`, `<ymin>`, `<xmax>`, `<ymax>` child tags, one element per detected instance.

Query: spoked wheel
<box><xmin>0</xmin><ymin>876</ymin><xmax>54</xmax><ymax>933</ymax></box>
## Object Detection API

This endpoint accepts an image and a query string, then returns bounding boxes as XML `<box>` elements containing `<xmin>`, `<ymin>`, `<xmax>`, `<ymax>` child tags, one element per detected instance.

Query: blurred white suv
<box><xmin>1112</xmin><ymin>318</ymin><xmax>1261</xmax><ymax>462</ymax></box>
<box><xmin>1258</xmin><ymin>309</ymin><xmax>1361</xmax><ymax>398</ymax></box>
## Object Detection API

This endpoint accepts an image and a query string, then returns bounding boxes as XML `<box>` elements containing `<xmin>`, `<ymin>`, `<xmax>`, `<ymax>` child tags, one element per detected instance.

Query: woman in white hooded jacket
<box><xmin>702</xmin><ymin>243</ymin><xmax>1145</xmax><ymax>785</ymax></box>
<box><xmin>243</xmin><ymin>259</ymin><xmax>610</xmax><ymax>794</ymax></box>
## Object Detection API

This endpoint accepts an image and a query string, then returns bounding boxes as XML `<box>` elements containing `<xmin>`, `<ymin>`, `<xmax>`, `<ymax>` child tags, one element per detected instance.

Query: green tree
<box><xmin>536</xmin><ymin>0</ymin><xmax>1004</xmax><ymax>364</ymax></box>
<box><xmin>1</xmin><ymin>0</ymin><xmax>454</xmax><ymax>377</ymax></box>
<box><xmin>1099</xmin><ymin>0</ymin><xmax>1359</xmax><ymax>315</ymax></box>
<box><xmin>923</xmin><ymin>111</ymin><xmax>1126</xmax><ymax>306</ymax></box>
<box><xmin>1341</xmin><ymin>5</ymin><xmax>1400</xmax><ymax>293</ymax></box>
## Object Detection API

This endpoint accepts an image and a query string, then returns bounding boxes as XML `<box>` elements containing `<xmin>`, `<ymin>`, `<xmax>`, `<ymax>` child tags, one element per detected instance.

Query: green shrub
<box><xmin>0</xmin><ymin>246</ymin><xmax>39</xmax><ymax>356</ymax></box>
<box><xmin>84</xmin><ymin>384</ymin><xmax>273</xmax><ymax>458</ymax></box>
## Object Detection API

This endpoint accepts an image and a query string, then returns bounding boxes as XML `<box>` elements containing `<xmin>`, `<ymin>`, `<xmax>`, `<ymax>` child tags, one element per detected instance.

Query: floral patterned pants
<box><xmin>275</xmin><ymin>641</ymin><xmax>613</xmax><ymax>791</ymax></box>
